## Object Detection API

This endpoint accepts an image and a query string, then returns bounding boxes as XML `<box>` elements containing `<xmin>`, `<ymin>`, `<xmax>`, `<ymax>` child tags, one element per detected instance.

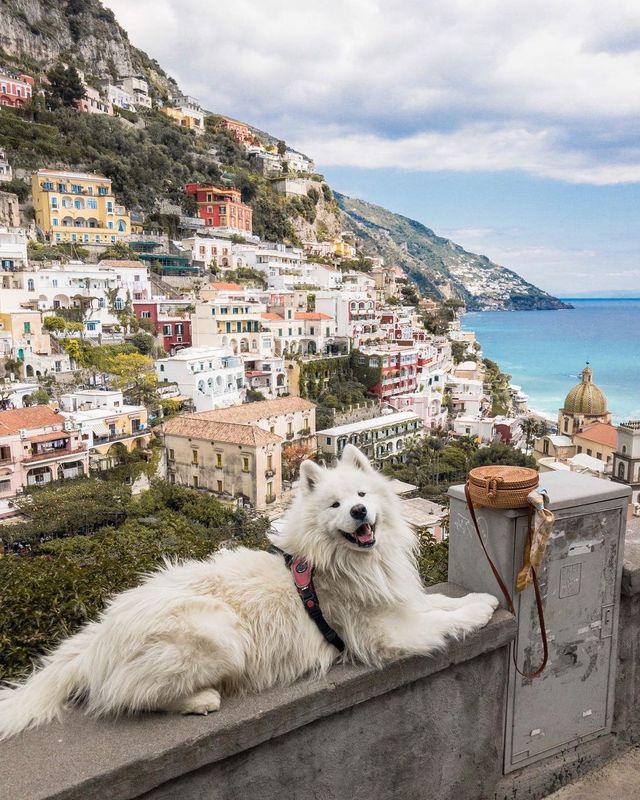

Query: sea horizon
<box><xmin>462</xmin><ymin>298</ymin><xmax>640</xmax><ymax>424</ymax></box>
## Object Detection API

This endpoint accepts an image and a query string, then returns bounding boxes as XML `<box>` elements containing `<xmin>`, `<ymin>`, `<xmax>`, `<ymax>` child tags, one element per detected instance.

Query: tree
<box><xmin>43</xmin><ymin>316</ymin><xmax>67</xmax><ymax>334</ymax></box>
<box><xmin>107</xmin><ymin>352</ymin><xmax>158</xmax><ymax>406</ymax></box>
<box><xmin>3</xmin><ymin>357</ymin><xmax>22</xmax><ymax>379</ymax></box>
<box><xmin>520</xmin><ymin>417</ymin><xmax>548</xmax><ymax>456</ymax></box>
<box><xmin>45</xmin><ymin>62</ymin><xmax>86</xmax><ymax>109</ymax></box>
<box><xmin>282</xmin><ymin>445</ymin><xmax>315</xmax><ymax>482</ymax></box>
<box><xmin>100</xmin><ymin>242</ymin><xmax>138</xmax><ymax>261</ymax></box>
<box><xmin>277</xmin><ymin>140</ymin><xmax>287</xmax><ymax>156</ymax></box>
<box><xmin>129</xmin><ymin>331</ymin><xmax>155</xmax><ymax>356</ymax></box>
<box><xmin>30</xmin><ymin>387</ymin><xmax>51</xmax><ymax>406</ymax></box>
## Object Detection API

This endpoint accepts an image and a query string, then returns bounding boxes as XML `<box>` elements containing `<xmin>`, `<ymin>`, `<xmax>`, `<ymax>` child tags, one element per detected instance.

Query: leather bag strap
<box><xmin>464</xmin><ymin>482</ymin><xmax>548</xmax><ymax>679</ymax></box>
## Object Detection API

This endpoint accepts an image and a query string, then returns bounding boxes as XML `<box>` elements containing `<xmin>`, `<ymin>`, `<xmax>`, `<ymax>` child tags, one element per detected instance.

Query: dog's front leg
<box><xmin>379</xmin><ymin>593</ymin><xmax>499</xmax><ymax>658</ymax></box>
<box><xmin>420</xmin><ymin>590</ymin><xmax>498</xmax><ymax>612</ymax></box>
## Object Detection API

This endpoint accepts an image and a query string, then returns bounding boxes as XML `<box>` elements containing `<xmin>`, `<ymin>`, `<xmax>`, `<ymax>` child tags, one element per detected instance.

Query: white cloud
<box><xmin>103</xmin><ymin>0</ymin><xmax>640</xmax><ymax>184</ymax></box>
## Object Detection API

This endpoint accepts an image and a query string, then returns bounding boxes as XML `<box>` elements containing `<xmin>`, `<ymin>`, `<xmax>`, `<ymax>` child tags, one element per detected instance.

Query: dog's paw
<box><xmin>463</xmin><ymin>594</ymin><xmax>499</xmax><ymax>629</ymax></box>
<box><xmin>178</xmin><ymin>688</ymin><xmax>221</xmax><ymax>716</ymax></box>
<box><xmin>469</xmin><ymin>592</ymin><xmax>500</xmax><ymax>613</ymax></box>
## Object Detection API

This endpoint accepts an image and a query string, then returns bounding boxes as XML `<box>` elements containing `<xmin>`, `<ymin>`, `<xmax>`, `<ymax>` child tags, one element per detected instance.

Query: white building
<box><xmin>103</xmin><ymin>82</ymin><xmax>136</xmax><ymax>111</ymax></box>
<box><xmin>260</xmin><ymin>311</ymin><xmax>338</xmax><ymax>357</ymax></box>
<box><xmin>452</xmin><ymin>415</ymin><xmax>496</xmax><ymax>442</ymax></box>
<box><xmin>0</xmin><ymin>150</ymin><xmax>12</xmax><ymax>182</ymax></box>
<box><xmin>317</xmin><ymin>411</ymin><xmax>423</xmax><ymax>465</ymax></box>
<box><xmin>315</xmin><ymin>290</ymin><xmax>380</xmax><ymax>344</ymax></box>
<box><xmin>446</xmin><ymin>375</ymin><xmax>486</xmax><ymax>417</ymax></box>
<box><xmin>0</xmin><ymin>228</ymin><xmax>28</xmax><ymax>271</ymax></box>
<box><xmin>0</xmin><ymin>260</ymin><xmax>152</xmax><ymax>336</ymax></box>
<box><xmin>155</xmin><ymin>346</ymin><xmax>245</xmax><ymax>412</ymax></box>
<box><xmin>282</xmin><ymin>151</ymin><xmax>314</xmax><ymax>173</ymax></box>
<box><xmin>117</xmin><ymin>75</ymin><xmax>152</xmax><ymax>109</ymax></box>
<box><xmin>387</xmin><ymin>370</ymin><xmax>448</xmax><ymax>431</ymax></box>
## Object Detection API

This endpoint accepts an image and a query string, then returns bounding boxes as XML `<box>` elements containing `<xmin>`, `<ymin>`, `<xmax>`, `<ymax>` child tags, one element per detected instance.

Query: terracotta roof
<box><xmin>294</xmin><ymin>312</ymin><xmax>332</xmax><ymax>320</ymax></box>
<box><xmin>195</xmin><ymin>396</ymin><xmax>316</xmax><ymax>424</ymax></box>
<box><xmin>0</xmin><ymin>406</ymin><xmax>65</xmax><ymax>436</ymax></box>
<box><xmin>99</xmin><ymin>260</ymin><xmax>145</xmax><ymax>268</ymax></box>
<box><xmin>210</xmin><ymin>282</ymin><xmax>243</xmax><ymax>291</ymax></box>
<box><xmin>162</xmin><ymin>416</ymin><xmax>281</xmax><ymax>447</ymax></box>
<box><xmin>30</xmin><ymin>430</ymin><xmax>71</xmax><ymax>443</ymax></box>
<box><xmin>261</xmin><ymin>312</ymin><xmax>284</xmax><ymax>321</ymax></box>
<box><xmin>575</xmin><ymin>422</ymin><xmax>617</xmax><ymax>449</ymax></box>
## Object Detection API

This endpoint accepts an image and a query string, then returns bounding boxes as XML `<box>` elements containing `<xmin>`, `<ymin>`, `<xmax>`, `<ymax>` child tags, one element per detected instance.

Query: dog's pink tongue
<box><xmin>355</xmin><ymin>523</ymin><xmax>374</xmax><ymax>543</ymax></box>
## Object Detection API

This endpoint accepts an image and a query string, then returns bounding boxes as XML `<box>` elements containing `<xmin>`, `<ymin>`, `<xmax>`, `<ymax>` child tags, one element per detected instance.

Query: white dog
<box><xmin>0</xmin><ymin>445</ymin><xmax>498</xmax><ymax>740</ymax></box>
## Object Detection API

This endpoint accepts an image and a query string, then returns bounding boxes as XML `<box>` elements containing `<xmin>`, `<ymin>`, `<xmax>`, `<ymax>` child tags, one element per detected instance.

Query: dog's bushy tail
<box><xmin>0</xmin><ymin>632</ymin><xmax>88</xmax><ymax>741</ymax></box>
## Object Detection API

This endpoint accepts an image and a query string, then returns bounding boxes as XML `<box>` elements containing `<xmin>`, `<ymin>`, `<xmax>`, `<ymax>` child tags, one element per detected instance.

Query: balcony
<box><xmin>265</xmin><ymin>469</ymin><xmax>275</xmax><ymax>478</ymax></box>
<box><xmin>22</xmin><ymin>444</ymin><xmax>86</xmax><ymax>464</ymax></box>
<box><xmin>285</xmin><ymin>432</ymin><xmax>294</xmax><ymax>440</ymax></box>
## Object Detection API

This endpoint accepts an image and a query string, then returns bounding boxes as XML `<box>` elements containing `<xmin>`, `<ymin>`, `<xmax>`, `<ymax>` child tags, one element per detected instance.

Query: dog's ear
<box><xmin>299</xmin><ymin>459</ymin><xmax>323</xmax><ymax>492</ymax></box>
<box><xmin>341</xmin><ymin>444</ymin><xmax>374</xmax><ymax>472</ymax></box>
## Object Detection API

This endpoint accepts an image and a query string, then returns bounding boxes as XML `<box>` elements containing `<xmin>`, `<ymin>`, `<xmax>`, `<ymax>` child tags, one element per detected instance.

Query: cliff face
<box><xmin>0</xmin><ymin>0</ymin><xmax>177</xmax><ymax>97</ymax></box>
<box><xmin>337</xmin><ymin>194</ymin><xmax>570</xmax><ymax>311</ymax></box>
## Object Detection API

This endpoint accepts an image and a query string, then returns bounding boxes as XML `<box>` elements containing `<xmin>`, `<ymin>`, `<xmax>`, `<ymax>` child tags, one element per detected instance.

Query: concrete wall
<box><xmin>2</xmin><ymin>543</ymin><xmax>640</xmax><ymax>799</ymax></box>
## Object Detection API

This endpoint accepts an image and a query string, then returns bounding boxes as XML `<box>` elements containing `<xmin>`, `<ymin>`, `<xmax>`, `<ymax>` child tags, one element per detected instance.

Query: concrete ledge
<box><xmin>0</xmin><ymin>583</ymin><xmax>516</xmax><ymax>800</ymax></box>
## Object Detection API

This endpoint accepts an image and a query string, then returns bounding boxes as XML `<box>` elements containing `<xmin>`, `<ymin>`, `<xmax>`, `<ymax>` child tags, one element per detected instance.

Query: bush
<box><xmin>0</xmin><ymin>480</ymin><xmax>269</xmax><ymax>681</ymax></box>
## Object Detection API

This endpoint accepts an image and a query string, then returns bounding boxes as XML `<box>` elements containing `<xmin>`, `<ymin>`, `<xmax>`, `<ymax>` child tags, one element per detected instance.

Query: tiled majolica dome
<box><xmin>563</xmin><ymin>364</ymin><xmax>608</xmax><ymax>416</ymax></box>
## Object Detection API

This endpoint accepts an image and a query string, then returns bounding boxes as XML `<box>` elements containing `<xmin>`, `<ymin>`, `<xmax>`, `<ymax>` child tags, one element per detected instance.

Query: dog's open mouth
<box><xmin>340</xmin><ymin>522</ymin><xmax>376</xmax><ymax>548</ymax></box>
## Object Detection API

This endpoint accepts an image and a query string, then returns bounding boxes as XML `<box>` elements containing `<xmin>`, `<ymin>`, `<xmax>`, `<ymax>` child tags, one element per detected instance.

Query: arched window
<box><xmin>563</xmin><ymin>417</ymin><xmax>569</xmax><ymax>433</ymax></box>
<box><xmin>197</xmin><ymin>380</ymin><xmax>205</xmax><ymax>394</ymax></box>
<box><xmin>618</xmin><ymin>462</ymin><xmax>626</xmax><ymax>479</ymax></box>
<box><xmin>27</xmin><ymin>278</ymin><xmax>34</xmax><ymax>291</ymax></box>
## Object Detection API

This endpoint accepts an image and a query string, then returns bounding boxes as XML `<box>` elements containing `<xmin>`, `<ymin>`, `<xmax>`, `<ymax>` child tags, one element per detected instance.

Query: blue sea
<box><xmin>462</xmin><ymin>299</ymin><xmax>640</xmax><ymax>424</ymax></box>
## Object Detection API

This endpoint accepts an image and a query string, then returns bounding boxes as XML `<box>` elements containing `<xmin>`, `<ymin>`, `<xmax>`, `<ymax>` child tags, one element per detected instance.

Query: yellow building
<box><xmin>31</xmin><ymin>169</ymin><xmax>131</xmax><ymax>245</ymax></box>
<box><xmin>160</xmin><ymin>106</ymin><xmax>204</xmax><ymax>134</ymax></box>
<box><xmin>333</xmin><ymin>239</ymin><xmax>357</xmax><ymax>259</ymax></box>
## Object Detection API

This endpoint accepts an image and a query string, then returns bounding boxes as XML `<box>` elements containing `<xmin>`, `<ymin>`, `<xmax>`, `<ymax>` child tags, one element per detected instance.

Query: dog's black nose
<box><xmin>350</xmin><ymin>504</ymin><xmax>367</xmax><ymax>520</ymax></box>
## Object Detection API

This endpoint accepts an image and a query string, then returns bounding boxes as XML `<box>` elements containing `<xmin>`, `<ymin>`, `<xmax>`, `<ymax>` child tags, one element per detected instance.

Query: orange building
<box><xmin>184</xmin><ymin>183</ymin><xmax>252</xmax><ymax>234</ymax></box>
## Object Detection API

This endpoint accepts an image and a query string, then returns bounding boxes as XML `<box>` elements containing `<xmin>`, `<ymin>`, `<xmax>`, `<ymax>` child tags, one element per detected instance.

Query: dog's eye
<box><xmin>331</xmin><ymin>501</ymin><xmax>340</xmax><ymax>508</ymax></box>
<box><xmin>358</xmin><ymin>492</ymin><xmax>366</xmax><ymax>497</ymax></box>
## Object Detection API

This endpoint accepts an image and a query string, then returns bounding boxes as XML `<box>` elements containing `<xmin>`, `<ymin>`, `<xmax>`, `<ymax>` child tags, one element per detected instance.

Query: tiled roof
<box><xmin>576</xmin><ymin>422</ymin><xmax>617</xmax><ymax>448</ymax></box>
<box><xmin>0</xmin><ymin>406</ymin><xmax>65</xmax><ymax>436</ymax></box>
<box><xmin>294</xmin><ymin>312</ymin><xmax>332</xmax><ymax>320</ymax></box>
<box><xmin>195</xmin><ymin>396</ymin><xmax>316</xmax><ymax>423</ymax></box>
<box><xmin>261</xmin><ymin>312</ymin><xmax>284</xmax><ymax>321</ymax></box>
<box><xmin>162</xmin><ymin>416</ymin><xmax>281</xmax><ymax>447</ymax></box>
<box><xmin>99</xmin><ymin>260</ymin><xmax>145</xmax><ymax>268</ymax></box>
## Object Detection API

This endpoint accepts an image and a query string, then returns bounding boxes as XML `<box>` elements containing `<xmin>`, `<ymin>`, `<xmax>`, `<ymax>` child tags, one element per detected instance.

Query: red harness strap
<box><xmin>268</xmin><ymin>545</ymin><xmax>346</xmax><ymax>653</ymax></box>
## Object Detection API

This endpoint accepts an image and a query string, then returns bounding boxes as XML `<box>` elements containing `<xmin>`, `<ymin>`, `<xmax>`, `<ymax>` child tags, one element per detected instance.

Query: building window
<box><xmin>168</xmin><ymin>448</ymin><xmax>175</xmax><ymax>460</ymax></box>
<box><xmin>287</xmin><ymin>422</ymin><xmax>293</xmax><ymax>436</ymax></box>
<box><xmin>163</xmin><ymin>324</ymin><xmax>172</xmax><ymax>336</ymax></box>
<box><xmin>543</xmin><ymin>439</ymin><xmax>549</xmax><ymax>456</ymax></box>
<box><xmin>216</xmin><ymin>453</ymin><xmax>222</xmax><ymax>468</ymax></box>
<box><xmin>266</xmin><ymin>482</ymin><xmax>274</xmax><ymax>501</ymax></box>
<box><xmin>597</xmin><ymin>452</ymin><xmax>602</xmax><ymax>460</ymax></box>
<box><xmin>217</xmin><ymin>480</ymin><xmax>223</xmax><ymax>492</ymax></box>
<box><xmin>193</xmin><ymin>475</ymin><xmax>199</xmax><ymax>488</ymax></box>
<box><xmin>618</xmin><ymin>462</ymin><xmax>626</xmax><ymax>479</ymax></box>
<box><xmin>141</xmin><ymin>311</ymin><xmax>151</xmax><ymax>319</ymax></box>
<box><xmin>242</xmin><ymin>456</ymin><xmax>249</xmax><ymax>473</ymax></box>
<box><xmin>192</xmin><ymin>449</ymin><xmax>199</xmax><ymax>465</ymax></box>
<box><xmin>577</xmin><ymin>446</ymin><xmax>582</xmax><ymax>453</ymax></box>
<box><xmin>267</xmin><ymin>454</ymin><xmax>273</xmax><ymax>472</ymax></box>
<box><xmin>587</xmin><ymin>449</ymin><xmax>592</xmax><ymax>457</ymax></box>
<box><xmin>326</xmin><ymin>437</ymin><xmax>332</xmax><ymax>445</ymax></box>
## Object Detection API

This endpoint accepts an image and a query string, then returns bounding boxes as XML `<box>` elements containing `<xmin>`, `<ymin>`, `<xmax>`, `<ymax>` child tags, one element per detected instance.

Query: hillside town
<box><xmin>1</xmin><ymin>61</ymin><xmax>638</xmax><ymax>539</ymax></box>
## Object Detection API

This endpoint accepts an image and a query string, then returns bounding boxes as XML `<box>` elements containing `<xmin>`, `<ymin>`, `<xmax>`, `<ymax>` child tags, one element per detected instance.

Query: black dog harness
<box><xmin>268</xmin><ymin>545</ymin><xmax>345</xmax><ymax>653</ymax></box>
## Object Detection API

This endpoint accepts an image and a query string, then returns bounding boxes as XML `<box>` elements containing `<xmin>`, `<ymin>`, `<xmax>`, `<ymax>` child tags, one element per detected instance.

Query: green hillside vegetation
<box><xmin>1</xmin><ymin>104</ymin><xmax>316</xmax><ymax>243</ymax></box>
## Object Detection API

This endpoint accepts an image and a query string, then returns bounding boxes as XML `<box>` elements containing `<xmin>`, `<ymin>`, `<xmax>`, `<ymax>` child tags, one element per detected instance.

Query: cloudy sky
<box><xmin>105</xmin><ymin>0</ymin><xmax>640</xmax><ymax>296</ymax></box>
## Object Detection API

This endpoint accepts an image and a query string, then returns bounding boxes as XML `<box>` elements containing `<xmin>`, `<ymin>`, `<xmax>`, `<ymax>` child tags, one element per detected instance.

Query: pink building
<box><xmin>0</xmin><ymin>406</ymin><xmax>89</xmax><ymax>499</ymax></box>
<box><xmin>0</xmin><ymin>69</ymin><xmax>34</xmax><ymax>108</ymax></box>
<box><xmin>77</xmin><ymin>85</ymin><xmax>113</xmax><ymax>115</ymax></box>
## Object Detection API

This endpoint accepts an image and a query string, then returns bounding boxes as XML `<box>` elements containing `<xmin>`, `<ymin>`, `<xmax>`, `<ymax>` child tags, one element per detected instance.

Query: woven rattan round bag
<box><xmin>466</xmin><ymin>465</ymin><xmax>538</xmax><ymax>509</ymax></box>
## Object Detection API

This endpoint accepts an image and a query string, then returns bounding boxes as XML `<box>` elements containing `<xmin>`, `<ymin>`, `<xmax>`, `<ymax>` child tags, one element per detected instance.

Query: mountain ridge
<box><xmin>337</xmin><ymin>193</ymin><xmax>570</xmax><ymax>311</ymax></box>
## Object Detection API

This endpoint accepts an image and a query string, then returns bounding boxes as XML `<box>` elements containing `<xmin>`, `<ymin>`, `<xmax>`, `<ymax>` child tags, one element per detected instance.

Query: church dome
<box><xmin>563</xmin><ymin>364</ymin><xmax>608</xmax><ymax>415</ymax></box>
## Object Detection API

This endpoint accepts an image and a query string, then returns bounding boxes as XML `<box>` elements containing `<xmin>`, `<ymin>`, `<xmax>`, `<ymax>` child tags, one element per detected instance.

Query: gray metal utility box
<box><xmin>448</xmin><ymin>471</ymin><xmax>630</xmax><ymax>773</ymax></box>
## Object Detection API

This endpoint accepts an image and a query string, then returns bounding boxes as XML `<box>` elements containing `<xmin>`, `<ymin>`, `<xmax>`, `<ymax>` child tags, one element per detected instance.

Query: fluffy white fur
<box><xmin>0</xmin><ymin>445</ymin><xmax>498</xmax><ymax>740</ymax></box>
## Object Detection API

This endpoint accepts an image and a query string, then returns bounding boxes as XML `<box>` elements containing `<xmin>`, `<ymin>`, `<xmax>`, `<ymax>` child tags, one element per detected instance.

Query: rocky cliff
<box><xmin>0</xmin><ymin>0</ymin><xmax>178</xmax><ymax>98</ymax></box>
